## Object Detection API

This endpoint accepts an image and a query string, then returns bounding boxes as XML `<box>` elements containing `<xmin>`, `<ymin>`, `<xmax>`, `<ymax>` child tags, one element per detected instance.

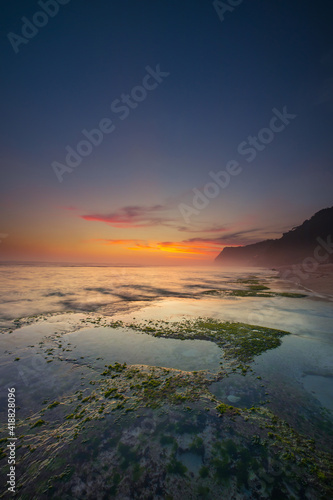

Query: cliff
<box><xmin>215</xmin><ymin>207</ymin><xmax>333</xmax><ymax>266</ymax></box>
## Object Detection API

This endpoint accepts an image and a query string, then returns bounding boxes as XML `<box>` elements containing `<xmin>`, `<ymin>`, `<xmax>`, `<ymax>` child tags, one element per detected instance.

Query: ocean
<box><xmin>1</xmin><ymin>264</ymin><xmax>333</xmax><ymax>498</ymax></box>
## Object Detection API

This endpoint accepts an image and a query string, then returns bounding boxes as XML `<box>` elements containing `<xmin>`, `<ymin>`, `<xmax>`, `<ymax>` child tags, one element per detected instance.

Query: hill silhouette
<box><xmin>215</xmin><ymin>207</ymin><xmax>333</xmax><ymax>266</ymax></box>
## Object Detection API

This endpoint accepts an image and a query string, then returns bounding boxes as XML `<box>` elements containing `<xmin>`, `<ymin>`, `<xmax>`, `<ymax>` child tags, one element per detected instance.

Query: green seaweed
<box><xmin>102</xmin><ymin>362</ymin><xmax>127</xmax><ymax>376</ymax></box>
<box><xmin>128</xmin><ymin>317</ymin><xmax>290</xmax><ymax>365</ymax></box>
<box><xmin>216</xmin><ymin>403</ymin><xmax>241</xmax><ymax>417</ymax></box>
<box><xmin>189</xmin><ymin>436</ymin><xmax>204</xmax><ymax>456</ymax></box>
<box><xmin>31</xmin><ymin>419</ymin><xmax>45</xmax><ymax>428</ymax></box>
<box><xmin>276</xmin><ymin>292</ymin><xmax>307</xmax><ymax>298</ymax></box>
<box><xmin>167</xmin><ymin>459</ymin><xmax>187</xmax><ymax>476</ymax></box>
<box><xmin>160</xmin><ymin>435</ymin><xmax>175</xmax><ymax>446</ymax></box>
<box><xmin>118</xmin><ymin>442</ymin><xmax>138</xmax><ymax>470</ymax></box>
<box><xmin>199</xmin><ymin>465</ymin><xmax>210</xmax><ymax>478</ymax></box>
<box><xmin>47</xmin><ymin>401</ymin><xmax>60</xmax><ymax>409</ymax></box>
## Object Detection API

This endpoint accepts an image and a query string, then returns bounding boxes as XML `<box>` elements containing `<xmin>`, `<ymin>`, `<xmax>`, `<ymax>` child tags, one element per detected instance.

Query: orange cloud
<box><xmin>94</xmin><ymin>239</ymin><xmax>140</xmax><ymax>245</ymax></box>
<box><xmin>81</xmin><ymin>205</ymin><xmax>172</xmax><ymax>229</ymax></box>
<box><xmin>92</xmin><ymin>238</ymin><xmax>222</xmax><ymax>255</ymax></box>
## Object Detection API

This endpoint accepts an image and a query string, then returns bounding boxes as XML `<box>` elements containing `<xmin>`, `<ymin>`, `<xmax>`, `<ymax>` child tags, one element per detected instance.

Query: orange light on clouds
<box><xmin>93</xmin><ymin>238</ymin><xmax>222</xmax><ymax>258</ymax></box>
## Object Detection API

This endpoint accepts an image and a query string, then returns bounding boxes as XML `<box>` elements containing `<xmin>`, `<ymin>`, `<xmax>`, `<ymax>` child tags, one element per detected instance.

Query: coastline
<box><xmin>278</xmin><ymin>263</ymin><xmax>333</xmax><ymax>300</ymax></box>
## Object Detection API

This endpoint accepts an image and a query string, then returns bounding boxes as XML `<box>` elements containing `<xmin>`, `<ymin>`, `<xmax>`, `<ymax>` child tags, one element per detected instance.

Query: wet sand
<box><xmin>278</xmin><ymin>263</ymin><xmax>333</xmax><ymax>299</ymax></box>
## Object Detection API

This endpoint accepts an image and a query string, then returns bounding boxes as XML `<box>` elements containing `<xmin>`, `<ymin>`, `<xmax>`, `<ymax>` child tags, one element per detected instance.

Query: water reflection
<box><xmin>67</xmin><ymin>326</ymin><xmax>223</xmax><ymax>372</ymax></box>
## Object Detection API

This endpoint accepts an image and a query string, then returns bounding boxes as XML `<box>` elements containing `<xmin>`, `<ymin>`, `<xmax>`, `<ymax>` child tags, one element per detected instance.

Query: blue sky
<box><xmin>1</xmin><ymin>0</ymin><xmax>332</xmax><ymax>263</ymax></box>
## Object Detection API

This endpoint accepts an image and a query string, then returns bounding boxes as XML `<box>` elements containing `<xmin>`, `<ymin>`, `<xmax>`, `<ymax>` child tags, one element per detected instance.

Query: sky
<box><xmin>0</xmin><ymin>0</ymin><xmax>332</xmax><ymax>265</ymax></box>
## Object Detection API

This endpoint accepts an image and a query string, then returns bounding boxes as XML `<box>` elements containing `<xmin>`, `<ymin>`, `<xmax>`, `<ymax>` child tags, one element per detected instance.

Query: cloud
<box><xmin>94</xmin><ymin>239</ymin><xmax>141</xmax><ymax>245</ymax></box>
<box><xmin>176</xmin><ymin>224</ymin><xmax>230</xmax><ymax>233</ymax></box>
<box><xmin>81</xmin><ymin>203</ymin><xmax>235</xmax><ymax>236</ymax></box>
<box><xmin>81</xmin><ymin>205</ymin><xmax>172</xmax><ymax>228</ymax></box>
<box><xmin>127</xmin><ymin>241</ymin><xmax>215</xmax><ymax>255</ymax></box>
<box><xmin>184</xmin><ymin>228</ymin><xmax>275</xmax><ymax>246</ymax></box>
<box><xmin>81</xmin><ymin>204</ymin><xmax>231</xmax><ymax>234</ymax></box>
<box><xmin>92</xmin><ymin>237</ymin><xmax>217</xmax><ymax>257</ymax></box>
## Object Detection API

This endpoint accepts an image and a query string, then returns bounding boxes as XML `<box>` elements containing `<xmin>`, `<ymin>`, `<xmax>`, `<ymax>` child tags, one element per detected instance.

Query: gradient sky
<box><xmin>1</xmin><ymin>0</ymin><xmax>332</xmax><ymax>264</ymax></box>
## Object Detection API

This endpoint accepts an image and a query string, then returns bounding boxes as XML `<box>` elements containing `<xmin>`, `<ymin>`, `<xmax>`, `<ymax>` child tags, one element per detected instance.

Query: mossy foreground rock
<box><xmin>2</xmin><ymin>395</ymin><xmax>332</xmax><ymax>499</ymax></box>
<box><xmin>128</xmin><ymin>317</ymin><xmax>290</xmax><ymax>363</ymax></box>
<box><xmin>1</xmin><ymin>314</ymin><xmax>331</xmax><ymax>499</ymax></box>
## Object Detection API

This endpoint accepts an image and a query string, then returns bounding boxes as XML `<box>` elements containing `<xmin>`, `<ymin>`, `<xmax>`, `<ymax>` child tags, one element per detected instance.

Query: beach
<box><xmin>278</xmin><ymin>263</ymin><xmax>333</xmax><ymax>300</ymax></box>
<box><xmin>0</xmin><ymin>265</ymin><xmax>332</xmax><ymax>499</ymax></box>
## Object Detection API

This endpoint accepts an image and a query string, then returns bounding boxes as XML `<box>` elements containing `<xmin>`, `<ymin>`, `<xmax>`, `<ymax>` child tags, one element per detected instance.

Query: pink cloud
<box><xmin>81</xmin><ymin>205</ymin><xmax>172</xmax><ymax>228</ymax></box>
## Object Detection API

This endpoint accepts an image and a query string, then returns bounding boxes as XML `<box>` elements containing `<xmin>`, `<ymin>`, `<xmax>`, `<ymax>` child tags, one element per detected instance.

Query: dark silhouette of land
<box><xmin>215</xmin><ymin>207</ymin><xmax>333</xmax><ymax>267</ymax></box>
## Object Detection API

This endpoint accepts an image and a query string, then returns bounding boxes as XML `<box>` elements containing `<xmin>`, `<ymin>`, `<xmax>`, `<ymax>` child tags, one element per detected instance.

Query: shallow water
<box><xmin>209</xmin><ymin>375</ymin><xmax>266</xmax><ymax>408</ymax></box>
<box><xmin>0</xmin><ymin>264</ymin><xmax>287</xmax><ymax>326</ymax></box>
<box><xmin>66</xmin><ymin>326</ymin><xmax>223</xmax><ymax>372</ymax></box>
<box><xmin>1</xmin><ymin>264</ymin><xmax>332</xmax><ymax>417</ymax></box>
<box><xmin>254</xmin><ymin>334</ymin><xmax>333</xmax><ymax>409</ymax></box>
<box><xmin>303</xmin><ymin>374</ymin><xmax>333</xmax><ymax>411</ymax></box>
<box><xmin>1</xmin><ymin>265</ymin><xmax>333</xmax><ymax>498</ymax></box>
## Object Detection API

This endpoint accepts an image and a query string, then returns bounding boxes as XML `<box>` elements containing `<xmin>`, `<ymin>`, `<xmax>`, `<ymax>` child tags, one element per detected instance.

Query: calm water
<box><xmin>0</xmin><ymin>264</ymin><xmax>275</xmax><ymax>327</ymax></box>
<box><xmin>0</xmin><ymin>264</ymin><xmax>332</xmax><ymax>417</ymax></box>
<box><xmin>66</xmin><ymin>326</ymin><xmax>224</xmax><ymax>372</ymax></box>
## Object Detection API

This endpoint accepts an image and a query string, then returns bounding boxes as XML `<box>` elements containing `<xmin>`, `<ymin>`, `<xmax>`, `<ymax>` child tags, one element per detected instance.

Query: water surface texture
<box><xmin>66</xmin><ymin>326</ymin><xmax>223</xmax><ymax>372</ymax></box>
<box><xmin>1</xmin><ymin>265</ymin><xmax>333</xmax><ymax>499</ymax></box>
<box><xmin>0</xmin><ymin>264</ymin><xmax>298</xmax><ymax>325</ymax></box>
